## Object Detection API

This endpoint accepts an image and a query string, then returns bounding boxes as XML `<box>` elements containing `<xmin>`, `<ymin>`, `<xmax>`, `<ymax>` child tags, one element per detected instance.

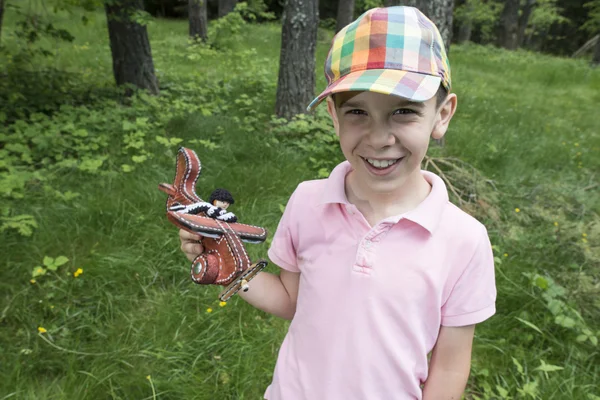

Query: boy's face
<box><xmin>326</xmin><ymin>90</ymin><xmax>457</xmax><ymax>197</ymax></box>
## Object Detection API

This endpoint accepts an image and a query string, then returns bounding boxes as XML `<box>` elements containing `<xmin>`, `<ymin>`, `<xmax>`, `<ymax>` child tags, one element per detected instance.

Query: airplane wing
<box><xmin>166</xmin><ymin>211</ymin><xmax>267</xmax><ymax>243</ymax></box>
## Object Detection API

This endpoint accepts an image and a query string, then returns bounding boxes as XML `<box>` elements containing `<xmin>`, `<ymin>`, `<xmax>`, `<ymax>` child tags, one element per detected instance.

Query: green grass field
<box><xmin>1</xmin><ymin>4</ymin><xmax>599</xmax><ymax>400</ymax></box>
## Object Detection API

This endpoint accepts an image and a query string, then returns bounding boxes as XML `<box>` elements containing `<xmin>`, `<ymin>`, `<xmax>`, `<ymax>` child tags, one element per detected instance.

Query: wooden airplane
<box><xmin>158</xmin><ymin>147</ymin><xmax>268</xmax><ymax>302</ymax></box>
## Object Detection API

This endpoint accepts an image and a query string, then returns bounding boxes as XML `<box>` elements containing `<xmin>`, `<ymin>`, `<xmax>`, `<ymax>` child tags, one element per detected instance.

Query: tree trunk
<box><xmin>336</xmin><ymin>0</ymin><xmax>355</xmax><ymax>33</ymax></box>
<box><xmin>0</xmin><ymin>0</ymin><xmax>5</xmax><ymax>42</ymax></box>
<box><xmin>592</xmin><ymin>32</ymin><xmax>600</xmax><ymax>66</ymax></box>
<box><xmin>189</xmin><ymin>0</ymin><xmax>208</xmax><ymax>41</ymax></box>
<box><xmin>572</xmin><ymin>34</ymin><xmax>599</xmax><ymax>58</ymax></box>
<box><xmin>218</xmin><ymin>0</ymin><xmax>237</xmax><ymax>18</ymax></box>
<box><xmin>275</xmin><ymin>0</ymin><xmax>318</xmax><ymax>120</ymax></box>
<box><xmin>423</xmin><ymin>0</ymin><xmax>455</xmax><ymax>51</ymax></box>
<box><xmin>517</xmin><ymin>0</ymin><xmax>536</xmax><ymax>48</ymax></box>
<box><xmin>105</xmin><ymin>0</ymin><xmax>159</xmax><ymax>95</ymax></box>
<box><xmin>457</xmin><ymin>20</ymin><xmax>472</xmax><ymax>43</ymax></box>
<box><xmin>497</xmin><ymin>0</ymin><xmax>519</xmax><ymax>50</ymax></box>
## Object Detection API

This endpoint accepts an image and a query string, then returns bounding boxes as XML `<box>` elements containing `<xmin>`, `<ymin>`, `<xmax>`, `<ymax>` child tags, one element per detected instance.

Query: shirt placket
<box><xmin>344</xmin><ymin>204</ymin><xmax>393</xmax><ymax>275</ymax></box>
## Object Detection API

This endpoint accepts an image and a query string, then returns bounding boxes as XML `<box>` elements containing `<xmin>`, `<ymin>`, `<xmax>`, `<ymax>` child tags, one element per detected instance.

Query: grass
<box><xmin>1</xmin><ymin>4</ymin><xmax>599</xmax><ymax>400</ymax></box>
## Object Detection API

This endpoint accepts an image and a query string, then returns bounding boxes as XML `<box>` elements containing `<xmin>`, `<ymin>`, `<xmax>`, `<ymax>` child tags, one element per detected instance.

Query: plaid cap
<box><xmin>307</xmin><ymin>6</ymin><xmax>451</xmax><ymax>111</ymax></box>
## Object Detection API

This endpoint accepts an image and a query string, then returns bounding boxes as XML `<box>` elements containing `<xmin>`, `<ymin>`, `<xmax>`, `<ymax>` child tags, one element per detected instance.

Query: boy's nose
<box><xmin>366</xmin><ymin>121</ymin><xmax>397</xmax><ymax>149</ymax></box>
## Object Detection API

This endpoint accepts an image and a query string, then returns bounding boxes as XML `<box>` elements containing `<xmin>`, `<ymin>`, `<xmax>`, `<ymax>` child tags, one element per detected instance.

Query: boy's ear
<box><xmin>326</xmin><ymin>96</ymin><xmax>341</xmax><ymax>137</ymax></box>
<box><xmin>431</xmin><ymin>93</ymin><xmax>458</xmax><ymax>141</ymax></box>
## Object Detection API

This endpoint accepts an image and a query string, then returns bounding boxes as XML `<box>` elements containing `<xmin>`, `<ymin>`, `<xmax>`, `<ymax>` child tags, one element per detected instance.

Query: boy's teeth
<box><xmin>366</xmin><ymin>158</ymin><xmax>398</xmax><ymax>168</ymax></box>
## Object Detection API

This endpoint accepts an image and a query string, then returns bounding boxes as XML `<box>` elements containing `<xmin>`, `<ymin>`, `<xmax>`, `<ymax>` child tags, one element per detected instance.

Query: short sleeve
<box><xmin>441</xmin><ymin>225</ymin><xmax>497</xmax><ymax>327</ymax></box>
<box><xmin>267</xmin><ymin>186</ymin><xmax>301</xmax><ymax>273</ymax></box>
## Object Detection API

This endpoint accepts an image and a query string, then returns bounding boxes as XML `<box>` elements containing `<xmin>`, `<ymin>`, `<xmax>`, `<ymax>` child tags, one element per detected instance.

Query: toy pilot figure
<box><xmin>207</xmin><ymin>189</ymin><xmax>238</xmax><ymax>223</ymax></box>
<box><xmin>168</xmin><ymin>188</ymin><xmax>237</xmax><ymax>223</ymax></box>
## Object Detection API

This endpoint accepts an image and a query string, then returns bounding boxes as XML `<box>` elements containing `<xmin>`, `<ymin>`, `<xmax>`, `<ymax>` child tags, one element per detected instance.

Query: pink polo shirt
<box><xmin>265</xmin><ymin>161</ymin><xmax>496</xmax><ymax>400</ymax></box>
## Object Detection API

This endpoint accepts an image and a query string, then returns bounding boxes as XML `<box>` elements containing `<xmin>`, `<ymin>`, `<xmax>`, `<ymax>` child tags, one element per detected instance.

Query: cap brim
<box><xmin>307</xmin><ymin>69</ymin><xmax>442</xmax><ymax>112</ymax></box>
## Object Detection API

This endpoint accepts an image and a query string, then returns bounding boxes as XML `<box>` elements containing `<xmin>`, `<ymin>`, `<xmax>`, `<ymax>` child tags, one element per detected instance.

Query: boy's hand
<box><xmin>179</xmin><ymin>229</ymin><xmax>204</xmax><ymax>262</ymax></box>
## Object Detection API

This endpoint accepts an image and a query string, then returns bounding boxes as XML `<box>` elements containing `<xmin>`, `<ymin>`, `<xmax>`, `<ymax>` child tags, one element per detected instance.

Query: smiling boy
<box><xmin>179</xmin><ymin>6</ymin><xmax>496</xmax><ymax>399</ymax></box>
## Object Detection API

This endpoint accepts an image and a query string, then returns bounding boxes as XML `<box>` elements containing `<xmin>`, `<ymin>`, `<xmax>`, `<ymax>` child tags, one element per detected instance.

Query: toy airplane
<box><xmin>158</xmin><ymin>147</ymin><xmax>268</xmax><ymax>302</ymax></box>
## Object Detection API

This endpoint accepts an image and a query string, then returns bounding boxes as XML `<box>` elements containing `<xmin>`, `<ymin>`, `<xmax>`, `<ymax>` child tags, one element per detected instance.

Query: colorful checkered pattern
<box><xmin>307</xmin><ymin>6</ymin><xmax>451</xmax><ymax>111</ymax></box>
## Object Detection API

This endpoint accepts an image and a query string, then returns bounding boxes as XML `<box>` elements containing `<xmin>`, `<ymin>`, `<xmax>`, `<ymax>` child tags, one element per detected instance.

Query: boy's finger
<box><xmin>181</xmin><ymin>242</ymin><xmax>204</xmax><ymax>256</ymax></box>
<box><xmin>179</xmin><ymin>229</ymin><xmax>203</xmax><ymax>242</ymax></box>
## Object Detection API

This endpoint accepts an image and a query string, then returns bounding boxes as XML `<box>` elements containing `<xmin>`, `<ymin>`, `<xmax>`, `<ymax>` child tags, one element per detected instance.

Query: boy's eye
<box><xmin>393</xmin><ymin>108</ymin><xmax>417</xmax><ymax>115</ymax></box>
<box><xmin>347</xmin><ymin>109</ymin><xmax>366</xmax><ymax>115</ymax></box>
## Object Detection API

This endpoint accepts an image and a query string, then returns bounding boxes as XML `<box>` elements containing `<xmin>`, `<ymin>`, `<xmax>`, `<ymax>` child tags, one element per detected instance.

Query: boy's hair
<box><xmin>435</xmin><ymin>85</ymin><xmax>448</xmax><ymax>109</ymax></box>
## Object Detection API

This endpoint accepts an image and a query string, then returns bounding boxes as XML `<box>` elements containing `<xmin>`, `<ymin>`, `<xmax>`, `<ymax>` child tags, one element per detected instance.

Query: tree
<box><xmin>275</xmin><ymin>0</ymin><xmax>318</xmax><ymax>119</ymax></box>
<box><xmin>454</xmin><ymin>0</ymin><xmax>503</xmax><ymax>45</ymax></box>
<box><xmin>516</xmin><ymin>0</ymin><xmax>536</xmax><ymax>47</ymax></box>
<box><xmin>593</xmin><ymin>35</ymin><xmax>600</xmax><ymax>64</ymax></box>
<box><xmin>189</xmin><ymin>0</ymin><xmax>207</xmax><ymax>41</ymax></box>
<box><xmin>336</xmin><ymin>0</ymin><xmax>355</xmax><ymax>33</ymax></box>
<box><xmin>0</xmin><ymin>0</ymin><xmax>5</xmax><ymax>42</ymax></box>
<box><xmin>497</xmin><ymin>0</ymin><xmax>519</xmax><ymax>49</ymax></box>
<box><xmin>218</xmin><ymin>0</ymin><xmax>237</xmax><ymax>18</ymax></box>
<box><xmin>582</xmin><ymin>0</ymin><xmax>600</xmax><ymax>64</ymax></box>
<box><xmin>105</xmin><ymin>0</ymin><xmax>159</xmax><ymax>95</ymax></box>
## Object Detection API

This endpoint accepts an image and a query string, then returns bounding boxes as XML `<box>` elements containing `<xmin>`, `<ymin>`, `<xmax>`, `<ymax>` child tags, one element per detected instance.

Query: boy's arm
<box><xmin>179</xmin><ymin>229</ymin><xmax>300</xmax><ymax>320</ymax></box>
<box><xmin>422</xmin><ymin>324</ymin><xmax>475</xmax><ymax>400</ymax></box>
<box><xmin>237</xmin><ymin>268</ymin><xmax>300</xmax><ymax>321</ymax></box>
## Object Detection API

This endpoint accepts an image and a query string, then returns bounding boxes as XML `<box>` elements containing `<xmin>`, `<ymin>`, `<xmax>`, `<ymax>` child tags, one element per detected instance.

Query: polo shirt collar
<box><xmin>318</xmin><ymin>161</ymin><xmax>449</xmax><ymax>234</ymax></box>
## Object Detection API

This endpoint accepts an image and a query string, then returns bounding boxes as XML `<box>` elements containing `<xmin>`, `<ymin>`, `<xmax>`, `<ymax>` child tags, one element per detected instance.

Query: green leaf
<box><xmin>0</xmin><ymin>214</ymin><xmax>38</xmax><ymax>236</ymax></box>
<box><xmin>43</xmin><ymin>256</ymin><xmax>54</xmax><ymax>267</ymax></box>
<box><xmin>54</xmin><ymin>256</ymin><xmax>69</xmax><ymax>267</ymax></box>
<box><xmin>576</xmin><ymin>334</ymin><xmax>589</xmax><ymax>342</ymax></box>
<box><xmin>121</xmin><ymin>164</ymin><xmax>134</xmax><ymax>172</ymax></box>
<box><xmin>534</xmin><ymin>276</ymin><xmax>548</xmax><ymax>290</ymax></box>
<box><xmin>515</xmin><ymin>317</ymin><xmax>543</xmax><ymax>334</ymax></box>
<box><xmin>555</xmin><ymin>315</ymin><xmax>576</xmax><ymax>328</ymax></box>
<box><xmin>512</xmin><ymin>357</ymin><xmax>524</xmax><ymax>375</ymax></box>
<box><xmin>32</xmin><ymin>266</ymin><xmax>46</xmax><ymax>277</ymax></box>
<box><xmin>132</xmin><ymin>155</ymin><xmax>147</xmax><ymax>163</ymax></box>
<box><xmin>590</xmin><ymin>336</ymin><xmax>598</xmax><ymax>346</ymax></box>
<box><xmin>535</xmin><ymin>360</ymin><xmax>564</xmax><ymax>373</ymax></box>
<box><xmin>73</xmin><ymin>129</ymin><xmax>89</xmax><ymax>137</ymax></box>
<box><xmin>517</xmin><ymin>380</ymin><xmax>539</xmax><ymax>398</ymax></box>
<box><xmin>122</xmin><ymin>120</ymin><xmax>136</xmax><ymax>131</ymax></box>
<box><xmin>496</xmin><ymin>385</ymin><xmax>509</xmax><ymax>398</ymax></box>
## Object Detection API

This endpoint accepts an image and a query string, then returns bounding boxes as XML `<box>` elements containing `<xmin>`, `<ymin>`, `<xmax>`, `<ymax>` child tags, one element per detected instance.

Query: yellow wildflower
<box><xmin>219</xmin><ymin>301</ymin><xmax>227</xmax><ymax>307</ymax></box>
<box><xmin>503</xmin><ymin>253</ymin><xmax>508</xmax><ymax>257</ymax></box>
<box><xmin>554</xmin><ymin>222</ymin><xmax>558</xmax><ymax>227</ymax></box>
<box><xmin>574</xmin><ymin>143</ymin><xmax>580</xmax><ymax>147</ymax></box>
<box><xmin>582</xmin><ymin>233</ymin><xmax>587</xmax><ymax>237</ymax></box>
<box><xmin>146</xmin><ymin>375</ymin><xmax>151</xmax><ymax>380</ymax></box>
<box><xmin>30</xmin><ymin>279</ymin><xmax>36</xmax><ymax>284</ymax></box>
<box><xmin>207</xmin><ymin>308</ymin><xmax>213</xmax><ymax>313</ymax></box>
<box><xmin>38</xmin><ymin>327</ymin><xmax>47</xmax><ymax>334</ymax></box>
<box><xmin>515</xmin><ymin>208</ymin><xmax>521</xmax><ymax>213</ymax></box>
<box><xmin>73</xmin><ymin>268</ymin><xmax>83</xmax><ymax>278</ymax></box>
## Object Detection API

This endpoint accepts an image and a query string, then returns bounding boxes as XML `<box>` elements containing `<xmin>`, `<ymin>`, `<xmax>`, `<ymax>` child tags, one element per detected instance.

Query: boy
<box><xmin>179</xmin><ymin>6</ymin><xmax>496</xmax><ymax>400</ymax></box>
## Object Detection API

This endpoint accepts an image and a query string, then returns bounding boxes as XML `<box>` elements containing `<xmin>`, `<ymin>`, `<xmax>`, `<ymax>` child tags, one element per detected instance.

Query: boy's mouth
<box><xmin>361</xmin><ymin>157</ymin><xmax>404</xmax><ymax>175</ymax></box>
